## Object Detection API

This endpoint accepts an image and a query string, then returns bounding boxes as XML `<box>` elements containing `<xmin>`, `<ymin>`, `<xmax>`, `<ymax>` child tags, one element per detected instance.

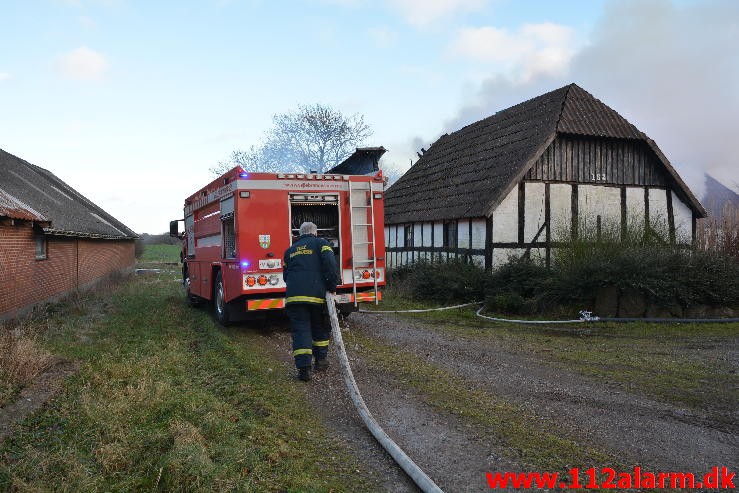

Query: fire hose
<box><xmin>325</xmin><ymin>292</ymin><xmax>445</xmax><ymax>493</ymax></box>
<box><xmin>360</xmin><ymin>302</ymin><xmax>739</xmax><ymax>324</ymax></box>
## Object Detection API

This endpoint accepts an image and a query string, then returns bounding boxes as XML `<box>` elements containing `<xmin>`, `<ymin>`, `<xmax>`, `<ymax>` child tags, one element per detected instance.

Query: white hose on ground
<box><xmin>475</xmin><ymin>305</ymin><xmax>587</xmax><ymax>324</ymax></box>
<box><xmin>359</xmin><ymin>301</ymin><xmax>482</xmax><ymax>313</ymax></box>
<box><xmin>325</xmin><ymin>292</ymin><xmax>445</xmax><ymax>493</ymax></box>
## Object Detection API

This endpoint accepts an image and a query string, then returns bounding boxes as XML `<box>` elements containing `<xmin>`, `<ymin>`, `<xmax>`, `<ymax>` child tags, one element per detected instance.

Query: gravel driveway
<box><xmin>257</xmin><ymin>312</ymin><xmax>738</xmax><ymax>492</ymax></box>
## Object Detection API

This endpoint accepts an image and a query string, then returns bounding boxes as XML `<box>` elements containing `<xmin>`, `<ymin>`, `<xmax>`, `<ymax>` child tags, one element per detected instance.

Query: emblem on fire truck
<box><xmin>258</xmin><ymin>234</ymin><xmax>270</xmax><ymax>249</ymax></box>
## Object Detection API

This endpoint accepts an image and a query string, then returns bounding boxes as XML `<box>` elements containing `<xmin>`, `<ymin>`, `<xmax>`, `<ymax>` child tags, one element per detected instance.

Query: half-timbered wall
<box><xmin>385</xmin><ymin>218</ymin><xmax>486</xmax><ymax>268</ymax></box>
<box><xmin>386</xmin><ymin>135</ymin><xmax>696</xmax><ymax>271</ymax></box>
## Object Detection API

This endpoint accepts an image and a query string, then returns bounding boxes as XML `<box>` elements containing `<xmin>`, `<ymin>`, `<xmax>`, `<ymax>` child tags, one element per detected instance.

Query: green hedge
<box><xmin>387</xmin><ymin>258</ymin><xmax>486</xmax><ymax>304</ymax></box>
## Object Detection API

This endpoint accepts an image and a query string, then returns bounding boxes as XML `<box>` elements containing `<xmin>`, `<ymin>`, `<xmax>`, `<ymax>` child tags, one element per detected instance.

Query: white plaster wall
<box><xmin>672</xmin><ymin>192</ymin><xmax>692</xmax><ymax>243</ymax></box>
<box><xmin>492</xmin><ymin>248</ymin><xmax>524</xmax><ymax>267</ymax></box>
<box><xmin>384</xmin><ymin>226</ymin><xmax>389</xmax><ymax>246</ymax></box>
<box><xmin>433</xmin><ymin>222</ymin><xmax>443</xmax><ymax>247</ymax></box>
<box><xmin>422</xmin><ymin>223</ymin><xmax>432</xmax><ymax>247</ymax></box>
<box><xmin>412</xmin><ymin>222</ymin><xmax>421</xmax><ymax>247</ymax></box>
<box><xmin>549</xmin><ymin>184</ymin><xmax>572</xmax><ymax>241</ymax></box>
<box><xmin>649</xmin><ymin>188</ymin><xmax>669</xmax><ymax>230</ymax></box>
<box><xmin>472</xmin><ymin>255</ymin><xmax>485</xmax><ymax>267</ymax></box>
<box><xmin>458</xmin><ymin>219</ymin><xmax>470</xmax><ymax>249</ymax></box>
<box><xmin>625</xmin><ymin>187</ymin><xmax>645</xmax><ymax>227</ymax></box>
<box><xmin>471</xmin><ymin>219</ymin><xmax>486</xmax><ymax>249</ymax></box>
<box><xmin>524</xmin><ymin>182</ymin><xmax>546</xmax><ymax>242</ymax></box>
<box><xmin>493</xmin><ymin>186</ymin><xmax>518</xmax><ymax>243</ymax></box>
<box><xmin>578</xmin><ymin>185</ymin><xmax>621</xmax><ymax>231</ymax></box>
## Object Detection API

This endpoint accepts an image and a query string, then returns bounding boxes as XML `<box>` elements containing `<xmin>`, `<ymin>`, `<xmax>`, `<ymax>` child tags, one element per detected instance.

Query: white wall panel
<box><xmin>626</xmin><ymin>187</ymin><xmax>645</xmax><ymax>227</ymax></box>
<box><xmin>458</xmin><ymin>219</ymin><xmax>470</xmax><ymax>249</ymax></box>
<box><xmin>578</xmin><ymin>185</ymin><xmax>621</xmax><ymax>232</ymax></box>
<box><xmin>549</xmin><ymin>184</ymin><xmax>572</xmax><ymax>241</ymax></box>
<box><xmin>649</xmin><ymin>188</ymin><xmax>668</xmax><ymax>230</ymax></box>
<box><xmin>422</xmin><ymin>223</ymin><xmax>432</xmax><ymax>247</ymax></box>
<box><xmin>492</xmin><ymin>248</ymin><xmax>524</xmax><ymax>267</ymax></box>
<box><xmin>414</xmin><ymin>222</ymin><xmax>422</xmax><ymax>247</ymax></box>
<box><xmin>472</xmin><ymin>255</ymin><xmax>485</xmax><ymax>267</ymax></box>
<box><xmin>672</xmin><ymin>191</ymin><xmax>692</xmax><ymax>243</ymax></box>
<box><xmin>433</xmin><ymin>222</ymin><xmax>443</xmax><ymax>247</ymax></box>
<box><xmin>384</xmin><ymin>227</ymin><xmax>390</xmax><ymax>247</ymax></box>
<box><xmin>524</xmin><ymin>182</ymin><xmax>546</xmax><ymax>242</ymax></box>
<box><xmin>493</xmin><ymin>186</ymin><xmax>518</xmax><ymax>243</ymax></box>
<box><xmin>471</xmin><ymin>219</ymin><xmax>486</xmax><ymax>249</ymax></box>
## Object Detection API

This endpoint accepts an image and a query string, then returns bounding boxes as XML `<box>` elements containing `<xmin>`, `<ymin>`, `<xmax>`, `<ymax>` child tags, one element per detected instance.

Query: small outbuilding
<box><xmin>0</xmin><ymin>148</ymin><xmax>137</xmax><ymax>320</ymax></box>
<box><xmin>384</xmin><ymin>84</ymin><xmax>706</xmax><ymax>270</ymax></box>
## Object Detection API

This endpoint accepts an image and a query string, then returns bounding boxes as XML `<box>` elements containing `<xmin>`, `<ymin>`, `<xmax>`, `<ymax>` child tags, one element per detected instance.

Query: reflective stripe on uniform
<box><xmin>321</xmin><ymin>245</ymin><xmax>333</xmax><ymax>252</ymax></box>
<box><xmin>293</xmin><ymin>348</ymin><xmax>313</xmax><ymax>356</ymax></box>
<box><xmin>285</xmin><ymin>296</ymin><xmax>325</xmax><ymax>304</ymax></box>
<box><xmin>312</xmin><ymin>339</ymin><xmax>330</xmax><ymax>347</ymax></box>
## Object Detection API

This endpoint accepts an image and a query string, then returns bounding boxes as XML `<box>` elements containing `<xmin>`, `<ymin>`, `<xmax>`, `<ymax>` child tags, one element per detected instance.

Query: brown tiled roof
<box><xmin>0</xmin><ymin>148</ymin><xmax>137</xmax><ymax>239</ymax></box>
<box><xmin>385</xmin><ymin>83</ymin><xmax>705</xmax><ymax>223</ymax></box>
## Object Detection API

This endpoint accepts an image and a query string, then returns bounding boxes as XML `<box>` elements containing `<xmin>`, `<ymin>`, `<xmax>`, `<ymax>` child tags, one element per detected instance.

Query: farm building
<box><xmin>384</xmin><ymin>83</ymin><xmax>706</xmax><ymax>270</ymax></box>
<box><xmin>0</xmin><ymin>148</ymin><xmax>137</xmax><ymax>320</ymax></box>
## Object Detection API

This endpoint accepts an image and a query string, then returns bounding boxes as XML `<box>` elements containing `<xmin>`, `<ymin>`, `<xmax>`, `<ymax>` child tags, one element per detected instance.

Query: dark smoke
<box><xmin>444</xmin><ymin>0</ymin><xmax>739</xmax><ymax>198</ymax></box>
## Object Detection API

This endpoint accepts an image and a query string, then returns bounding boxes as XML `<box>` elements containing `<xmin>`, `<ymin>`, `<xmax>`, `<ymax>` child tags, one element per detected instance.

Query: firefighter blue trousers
<box><xmin>286</xmin><ymin>303</ymin><xmax>330</xmax><ymax>369</ymax></box>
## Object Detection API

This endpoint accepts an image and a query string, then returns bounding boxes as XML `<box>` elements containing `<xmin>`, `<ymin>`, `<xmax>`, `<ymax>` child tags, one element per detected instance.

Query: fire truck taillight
<box><xmin>268</xmin><ymin>275</ymin><xmax>279</xmax><ymax>286</ymax></box>
<box><xmin>257</xmin><ymin>275</ymin><xmax>268</xmax><ymax>286</ymax></box>
<box><xmin>246</xmin><ymin>276</ymin><xmax>256</xmax><ymax>287</ymax></box>
<box><xmin>362</xmin><ymin>270</ymin><xmax>371</xmax><ymax>279</ymax></box>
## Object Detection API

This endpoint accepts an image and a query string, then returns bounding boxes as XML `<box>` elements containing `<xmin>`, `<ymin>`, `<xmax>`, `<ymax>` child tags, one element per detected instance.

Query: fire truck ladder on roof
<box><xmin>348</xmin><ymin>180</ymin><xmax>379</xmax><ymax>307</ymax></box>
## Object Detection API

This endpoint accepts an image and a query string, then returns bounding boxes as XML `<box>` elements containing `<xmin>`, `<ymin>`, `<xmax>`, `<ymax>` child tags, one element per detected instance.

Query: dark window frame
<box><xmin>35</xmin><ymin>233</ymin><xmax>47</xmax><ymax>260</ymax></box>
<box><xmin>443</xmin><ymin>221</ymin><xmax>457</xmax><ymax>248</ymax></box>
<box><xmin>403</xmin><ymin>224</ymin><xmax>413</xmax><ymax>248</ymax></box>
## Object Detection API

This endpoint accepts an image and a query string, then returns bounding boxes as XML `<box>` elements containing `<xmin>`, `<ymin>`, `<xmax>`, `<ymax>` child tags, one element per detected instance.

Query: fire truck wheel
<box><xmin>213</xmin><ymin>271</ymin><xmax>232</xmax><ymax>325</ymax></box>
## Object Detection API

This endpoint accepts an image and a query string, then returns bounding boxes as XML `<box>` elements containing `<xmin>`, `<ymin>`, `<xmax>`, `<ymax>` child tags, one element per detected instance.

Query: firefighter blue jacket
<box><xmin>283</xmin><ymin>234</ymin><xmax>340</xmax><ymax>304</ymax></box>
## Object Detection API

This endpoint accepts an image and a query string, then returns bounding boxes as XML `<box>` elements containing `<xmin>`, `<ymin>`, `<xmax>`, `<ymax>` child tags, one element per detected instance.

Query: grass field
<box><xmin>0</xmin><ymin>258</ymin><xmax>375</xmax><ymax>492</ymax></box>
<box><xmin>138</xmin><ymin>243</ymin><xmax>181</xmax><ymax>263</ymax></box>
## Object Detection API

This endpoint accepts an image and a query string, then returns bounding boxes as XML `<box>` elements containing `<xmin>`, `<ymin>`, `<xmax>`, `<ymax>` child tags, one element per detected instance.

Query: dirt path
<box><xmin>351</xmin><ymin>314</ymin><xmax>738</xmax><ymax>473</ymax></box>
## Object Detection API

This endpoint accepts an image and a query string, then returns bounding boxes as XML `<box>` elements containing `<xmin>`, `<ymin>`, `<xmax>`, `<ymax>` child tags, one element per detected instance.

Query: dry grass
<box><xmin>0</xmin><ymin>329</ymin><xmax>54</xmax><ymax>407</ymax></box>
<box><xmin>697</xmin><ymin>204</ymin><xmax>739</xmax><ymax>259</ymax></box>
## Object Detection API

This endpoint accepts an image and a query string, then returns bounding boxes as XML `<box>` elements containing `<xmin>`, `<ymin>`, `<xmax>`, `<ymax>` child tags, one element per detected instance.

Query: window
<box><xmin>443</xmin><ymin>221</ymin><xmax>457</xmax><ymax>248</ymax></box>
<box><xmin>404</xmin><ymin>225</ymin><xmax>413</xmax><ymax>247</ymax></box>
<box><xmin>35</xmin><ymin>234</ymin><xmax>47</xmax><ymax>260</ymax></box>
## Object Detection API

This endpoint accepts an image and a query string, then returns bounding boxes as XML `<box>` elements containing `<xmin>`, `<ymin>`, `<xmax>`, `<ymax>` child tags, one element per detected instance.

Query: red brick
<box><xmin>0</xmin><ymin>222</ymin><xmax>135</xmax><ymax>317</ymax></box>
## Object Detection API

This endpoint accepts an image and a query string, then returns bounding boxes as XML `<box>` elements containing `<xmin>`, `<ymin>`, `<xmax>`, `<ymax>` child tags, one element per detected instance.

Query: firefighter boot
<box><xmin>298</xmin><ymin>367</ymin><xmax>312</xmax><ymax>382</ymax></box>
<box><xmin>314</xmin><ymin>357</ymin><xmax>329</xmax><ymax>371</ymax></box>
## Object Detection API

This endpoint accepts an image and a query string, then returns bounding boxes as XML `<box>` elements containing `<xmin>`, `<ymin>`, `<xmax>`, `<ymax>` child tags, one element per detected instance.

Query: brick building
<box><xmin>0</xmin><ymin>149</ymin><xmax>137</xmax><ymax>320</ymax></box>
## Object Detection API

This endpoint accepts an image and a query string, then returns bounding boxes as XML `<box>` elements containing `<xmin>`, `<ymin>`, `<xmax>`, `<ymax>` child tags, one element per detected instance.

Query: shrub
<box><xmin>484</xmin><ymin>215</ymin><xmax>739</xmax><ymax>314</ymax></box>
<box><xmin>387</xmin><ymin>258</ymin><xmax>486</xmax><ymax>304</ymax></box>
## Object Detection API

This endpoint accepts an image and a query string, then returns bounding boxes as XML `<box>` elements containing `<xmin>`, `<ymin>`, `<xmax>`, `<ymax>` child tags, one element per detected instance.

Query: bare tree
<box><xmin>212</xmin><ymin>104</ymin><xmax>372</xmax><ymax>175</ymax></box>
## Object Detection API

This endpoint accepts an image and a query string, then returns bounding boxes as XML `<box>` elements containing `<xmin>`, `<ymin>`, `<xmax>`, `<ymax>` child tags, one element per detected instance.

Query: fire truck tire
<box><xmin>213</xmin><ymin>271</ymin><xmax>232</xmax><ymax>325</ymax></box>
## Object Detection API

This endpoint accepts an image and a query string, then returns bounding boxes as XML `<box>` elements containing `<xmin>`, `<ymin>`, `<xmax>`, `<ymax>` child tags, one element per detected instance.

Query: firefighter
<box><xmin>283</xmin><ymin>221</ymin><xmax>340</xmax><ymax>381</ymax></box>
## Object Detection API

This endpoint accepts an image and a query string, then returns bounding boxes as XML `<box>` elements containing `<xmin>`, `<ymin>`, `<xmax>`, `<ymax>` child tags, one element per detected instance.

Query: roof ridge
<box><xmin>553</xmin><ymin>83</ymin><xmax>575</xmax><ymax>133</ymax></box>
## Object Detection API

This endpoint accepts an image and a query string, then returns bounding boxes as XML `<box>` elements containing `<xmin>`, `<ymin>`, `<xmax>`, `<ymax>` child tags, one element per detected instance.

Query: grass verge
<box><xmin>0</xmin><ymin>270</ymin><xmax>375</xmax><ymax>492</ymax></box>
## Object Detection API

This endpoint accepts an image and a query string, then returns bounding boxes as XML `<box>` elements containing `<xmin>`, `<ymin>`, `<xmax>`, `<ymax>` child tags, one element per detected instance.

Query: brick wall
<box><xmin>0</xmin><ymin>220</ymin><xmax>135</xmax><ymax>318</ymax></box>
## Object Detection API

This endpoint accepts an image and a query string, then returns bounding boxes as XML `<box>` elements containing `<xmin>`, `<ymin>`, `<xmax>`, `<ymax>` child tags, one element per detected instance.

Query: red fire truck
<box><xmin>170</xmin><ymin>158</ymin><xmax>386</xmax><ymax>324</ymax></box>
